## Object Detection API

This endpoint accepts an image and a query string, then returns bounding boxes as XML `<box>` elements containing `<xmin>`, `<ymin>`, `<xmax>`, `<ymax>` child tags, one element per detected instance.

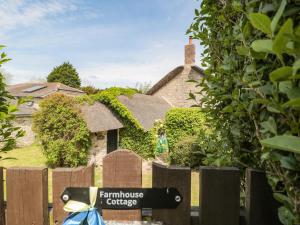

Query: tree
<box><xmin>0</xmin><ymin>45</ymin><xmax>24</xmax><ymax>160</ymax></box>
<box><xmin>47</xmin><ymin>62</ymin><xmax>81</xmax><ymax>88</ymax></box>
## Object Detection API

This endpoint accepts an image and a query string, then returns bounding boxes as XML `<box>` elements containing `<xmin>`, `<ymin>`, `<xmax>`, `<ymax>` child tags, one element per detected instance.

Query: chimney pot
<box><xmin>189</xmin><ymin>36</ymin><xmax>193</xmax><ymax>45</ymax></box>
<box><xmin>185</xmin><ymin>37</ymin><xmax>195</xmax><ymax>65</ymax></box>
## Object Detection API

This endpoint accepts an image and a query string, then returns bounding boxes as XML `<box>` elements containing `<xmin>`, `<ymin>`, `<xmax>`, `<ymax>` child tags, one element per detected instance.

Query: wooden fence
<box><xmin>0</xmin><ymin>150</ymin><xmax>281</xmax><ymax>225</ymax></box>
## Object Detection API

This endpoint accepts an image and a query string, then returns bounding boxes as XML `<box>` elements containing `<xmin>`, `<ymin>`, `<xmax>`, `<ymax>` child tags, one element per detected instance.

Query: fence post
<box><xmin>152</xmin><ymin>162</ymin><xmax>191</xmax><ymax>225</ymax></box>
<box><xmin>245</xmin><ymin>168</ymin><xmax>281</xmax><ymax>225</ymax></box>
<box><xmin>0</xmin><ymin>167</ymin><xmax>4</xmax><ymax>225</ymax></box>
<box><xmin>199</xmin><ymin>167</ymin><xmax>240</xmax><ymax>225</ymax></box>
<box><xmin>6</xmin><ymin>167</ymin><xmax>48</xmax><ymax>225</ymax></box>
<box><xmin>103</xmin><ymin>149</ymin><xmax>142</xmax><ymax>221</ymax></box>
<box><xmin>52</xmin><ymin>165</ymin><xmax>94</xmax><ymax>224</ymax></box>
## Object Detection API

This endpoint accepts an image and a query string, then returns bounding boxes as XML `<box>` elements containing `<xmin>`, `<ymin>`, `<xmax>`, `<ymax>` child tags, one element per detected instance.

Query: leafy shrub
<box><xmin>188</xmin><ymin>0</ymin><xmax>300</xmax><ymax>222</ymax></box>
<box><xmin>47</xmin><ymin>62</ymin><xmax>81</xmax><ymax>88</ymax></box>
<box><xmin>80</xmin><ymin>86</ymin><xmax>101</xmax><ymax>95</ymax></box>
<box><xmin>170</xmin><ymin>136</ymin><xmax>203</xmax><ymax>168</ymax></box>
<box><xmin>165</xmin><ymin>108</ymin><xmax>205</xmax><ymax>150</ymax></box>
<box><xmin>33</xmin><ymin>93</ymin><xmax>91</xmax><ymax>167</ymax></box>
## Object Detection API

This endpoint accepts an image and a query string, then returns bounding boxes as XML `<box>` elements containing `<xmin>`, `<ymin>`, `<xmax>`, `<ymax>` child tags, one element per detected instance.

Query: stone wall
<box><xmin>153</xmin><ymin>65</ymin><xmax>202</xmax><ymax>108</ymax></box>
<box><xmin>89</xmin><ymin>131</ymin><xmax>108</xmax><ymax>166</ymax></box>
<box><xmin>14</xmin><ymin>117</ymin><xmax>35</xmax><ymax>147</ymax></box>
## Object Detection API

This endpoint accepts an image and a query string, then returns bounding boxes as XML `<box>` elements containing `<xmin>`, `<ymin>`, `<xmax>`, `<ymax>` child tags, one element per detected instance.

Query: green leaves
<box><xmin>273</xmin><ymin>19</ymin><xmax>293</xmax><ymax>56</ymax></box>
<box><xmin>269</xmin><ymin>66</ymin><xmax>292</xmax><ymax>82</ymax></box>
<box><xmin>282</xmin><ymin>98</ymin><xmax>300</xmax><ymax>108</ymax></box>
<box><xmin>249</xmin><ymin>13</ymin><xmax>272</xmax><ymax>35</ymax></box>
<box><xmin>261</xmin><ymin>135</ymin><xmax>300</xmax><ymax>154</ymax></box>
<box><xmin>271</xmin><ymin>0</ymin><xmax>287</xmax><ymax>34</ymax></box>
<box><xmin>251</xmin><ymin>39</ymin><xmax>273</xmax><ymax>53</ymax></box>
<box><xmin>261</xmin><ymin>117</ymin><xmax>277</xmax><ymax>134</ymax></box>
<box><xmin>292</xmin><ymin>59</ymin><xmax>300</xmax><ymax>75</ymax></box>
<box><xmin>236</xmin><ymin>46</ymin><xmax>249</xmax><ymax>56</ymax></box>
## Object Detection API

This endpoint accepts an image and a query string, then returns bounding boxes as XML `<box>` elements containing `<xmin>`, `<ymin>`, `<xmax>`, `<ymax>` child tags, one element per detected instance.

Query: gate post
<box><xmin>245</xmin><ymin>168</ymin><xmax>281</xmax><ymax>225</ymax></box>
<box><xmin>52</xmin><ymin>165</ymin><xmax>94</xmax><ymax>224</ymax></box>
<box><xmin>0</xmin><ymin>167</ymin><xmax>4</xmax><ymax>225</ymax></box>
<box><xmin>199</xmin><ymin>167</ymin><xmax>240</xmax><ymax>225</ymax></box>
<box><xmin>103</xmin><ymin>149</ymin><xmax>142</xmax><ymax>221</ymax></box>
<box><xmin>6</xmin><ymin>167</ymin><xmax>48</xmax><ymax>225</ymax></box>
<box><xmin>152</xmin><ymin>162</ymin><xmax>191</xmax><ymax>225</ymax></box>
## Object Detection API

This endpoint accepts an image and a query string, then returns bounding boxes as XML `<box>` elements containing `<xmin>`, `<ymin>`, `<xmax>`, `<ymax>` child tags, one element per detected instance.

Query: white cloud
<box><xmin>0</xmin><ymin>1</ymin><xmax>70</xmax><ymax>31</ymax></box>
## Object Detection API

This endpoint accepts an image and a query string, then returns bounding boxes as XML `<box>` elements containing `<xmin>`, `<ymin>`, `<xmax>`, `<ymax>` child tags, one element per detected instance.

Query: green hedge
<box><xmin>165</xmin><ymin>108</ymin><xmax>205</xmax><ymax>150</ymax></box>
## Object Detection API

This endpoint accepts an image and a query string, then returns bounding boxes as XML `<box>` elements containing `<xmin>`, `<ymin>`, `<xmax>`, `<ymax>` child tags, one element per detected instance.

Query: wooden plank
<box><xmin>52</xmin><ymin>165</ymin><xmax>94</xmax><ymax>224</ymax></box>
<box><xmin>6</xmin><ymin>167</ymin><xmax>48</xmax><ymax>225</ymax></box>
<box><xmin>0</xmin><ymin>167</ymin><xmax>4</xmax><ymax>225</ymax></box>
<box><xmin>152</xmin><ymin>163</ymin><xmax>191</xmax><ymax>225</ymax></box>
<box><xmin>199</xmin><ymin>167</ymin><xmax>240</xmax><ymax>225</ymax></box>
<box><xmin>103</xmin><ymin>149</ymin><xmax>142</xmax><ymax>221</ymax></box>
<box><xmin>245</xmin><ymin>168</ymin><xmax>281</xmax><ymax>225</ymax></box>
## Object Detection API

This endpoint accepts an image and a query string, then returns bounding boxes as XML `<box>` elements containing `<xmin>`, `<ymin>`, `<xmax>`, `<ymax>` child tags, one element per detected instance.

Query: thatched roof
<box><xmin>147</xmin><ymin>65</ymin><xmax>204</xmax><ymax>95</ymax></box>
<box><xmin>117</xmin><ymin>94</ymin><xmax>172</xmax><ymax>131</ymax></box>
<box><xmin>80</xmin><ymin>102</ymin><xmax>123</xmax><ymax>132</ymax></box>
<box><xmin>7</xmin><ymin>82</ymin><xmax>84</xmax><ymax>98</ymax></box>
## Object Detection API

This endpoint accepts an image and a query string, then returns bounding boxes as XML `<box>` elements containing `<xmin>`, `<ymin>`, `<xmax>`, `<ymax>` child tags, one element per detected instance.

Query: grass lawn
<box><xmin>0</xmin><ymin>144</ymin><xmax>199</xmax><ymax>206</ymax></box>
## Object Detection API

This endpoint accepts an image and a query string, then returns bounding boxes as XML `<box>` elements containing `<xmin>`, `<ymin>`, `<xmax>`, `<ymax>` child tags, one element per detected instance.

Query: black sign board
<box><xmin>61</xmin><ymin>187</ymin><xmax>182</xmax><ymax>209</ymax></box>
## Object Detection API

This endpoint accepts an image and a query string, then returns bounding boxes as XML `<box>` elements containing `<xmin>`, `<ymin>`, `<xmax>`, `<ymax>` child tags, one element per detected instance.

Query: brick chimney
<box><xmin>184</xmin><ymin>36</ymin><xmax>195</xmax><ymax>65</ymax></box>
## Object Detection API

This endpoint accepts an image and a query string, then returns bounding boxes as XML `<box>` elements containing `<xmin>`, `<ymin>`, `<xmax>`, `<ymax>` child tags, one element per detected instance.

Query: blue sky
<box><xmin>0</xmin><ymin>0</ymin><xmax>202</xmax><ymax>88</ymax></box>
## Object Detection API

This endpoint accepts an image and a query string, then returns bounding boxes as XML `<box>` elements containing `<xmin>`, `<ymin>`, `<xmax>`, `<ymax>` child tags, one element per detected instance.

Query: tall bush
<box><xmin>0</xmin><ymin>45</ymin><xmax>24</xmax><ymax>160</ymax></box>
<box><xmin>165</xmin><ymin>108</ymin><xmax>205</xmax><ymax>150</ymax></box>
<box><xmin>33</xmin><ymin>93</ymin><xmax>91</xmax><ymax>167</ymax></box>
<box><xmin>188</xmin><ymin>0</ymin><xmax>300</xmax><ymax>223</ymax></box>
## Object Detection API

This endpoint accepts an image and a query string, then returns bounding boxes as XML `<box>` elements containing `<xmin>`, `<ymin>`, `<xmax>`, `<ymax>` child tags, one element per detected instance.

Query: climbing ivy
<box><xmin>93</xmin><ymin>87</ymin><xmax>157</xmax><ymax>158</ymax></box>
<box><xmin>188</xmin><ymin>0</ymin><xmax>300</xmax><ymax>223</ymax></box>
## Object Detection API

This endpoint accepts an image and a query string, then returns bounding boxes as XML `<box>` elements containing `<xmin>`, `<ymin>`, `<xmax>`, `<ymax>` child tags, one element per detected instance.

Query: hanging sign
<box><xmin>61</xmin><ymin>187</ymin><xmax>182</xmax><ymax>209</ymax></box>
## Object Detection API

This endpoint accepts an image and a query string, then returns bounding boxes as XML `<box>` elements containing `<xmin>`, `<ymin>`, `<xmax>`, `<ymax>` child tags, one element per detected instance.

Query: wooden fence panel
<box><xmin>52</xmin><ymin>165</ymin><xmax>94</xmax><ymax>224</ymax></box>
<box><xmin>152</xmin><ymin>162</ymin><xmax>191</xmax><ymax>225</ymax></box>
<box><xmin>103</xmin><ymin>149</ymin><xmax>142</xmax><ymax>221</ymax></box>
<box><xmin>6</xmin><ymin>167</ymin><xmax>48</xmax><ymax>225</ymax></box>
<box><xmin>0</xmin><ymin>167</ymin><xmax>4</xmax><ymax>225</ymax></box>
<box><xmin>199</xmin><ymin>167</ymin><xmax>240</xmax><ymax>225</ymax></box>
<box><xmin>245</xmin><ymin>168</ymin><xmax>281</xmax><ymax>225</ymax></box>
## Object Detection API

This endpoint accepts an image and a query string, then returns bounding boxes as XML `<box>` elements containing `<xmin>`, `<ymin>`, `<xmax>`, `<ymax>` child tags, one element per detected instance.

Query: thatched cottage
<box><xmin>147</xmin><ymin>37</ymin><xmax>204</xmax><ymax>107</ymax></box>
<box><xmin>80</xmin><ymin>102</ymin><xmax>123</xmax><ymax>158</ymax></box>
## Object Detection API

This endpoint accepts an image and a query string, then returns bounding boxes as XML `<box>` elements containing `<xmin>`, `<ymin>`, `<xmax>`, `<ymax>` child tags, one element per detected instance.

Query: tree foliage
<box><xmin>188</xmin><ymin>0</ymin><xmax>300</xmax><ymax>223</ymax></box>
<box><xmin>47</xmin><ymin>62</ymin><xmax>81</xmax><ymax>88</ymax></box>
<box><xmin>33</xmin><ymin>93</ymin><xmax>91</xmax><ymax>167</ymax></box>
<box><xmin>0</xmin><ymin>45</ymin><xmax>24</xmax><ymax>160</ymax></box>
